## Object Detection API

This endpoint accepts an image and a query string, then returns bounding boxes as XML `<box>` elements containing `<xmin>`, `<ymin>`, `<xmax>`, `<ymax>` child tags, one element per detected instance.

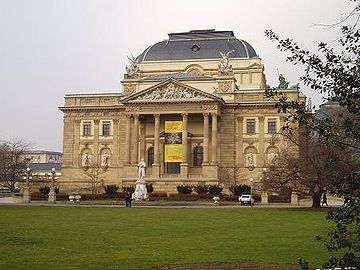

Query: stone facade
<box><xmin>59</xmin><ymin>30</ymin><xmax>305</xmax><ymax>194</ymax></box>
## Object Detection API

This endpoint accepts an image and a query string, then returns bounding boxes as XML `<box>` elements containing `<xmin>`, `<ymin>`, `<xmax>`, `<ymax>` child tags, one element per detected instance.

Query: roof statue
<box><xmin>278</xmin><ymin>74</ymin><xmax>289</xmax><ymax>89</ymax></box>
<box><xmin>218</xmin><ymin>50</ymin><xmax>235</xmax><ymax>74</ymax></box>
<box><xmin>125</xmin><ymin>55</ymin><xmax>140</xmax><ymax>77</ymax></box>
<box><xmin>307</xmin><ymin>97</ymin><xmax>313</xmax><ymax>112</ymax></box>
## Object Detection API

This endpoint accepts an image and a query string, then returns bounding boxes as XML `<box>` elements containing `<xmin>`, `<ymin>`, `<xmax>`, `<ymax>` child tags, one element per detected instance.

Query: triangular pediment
<box><xmin>121</xmin><ymin>79</ymin><xmax>223</xmax><ymax>104</ymax></box>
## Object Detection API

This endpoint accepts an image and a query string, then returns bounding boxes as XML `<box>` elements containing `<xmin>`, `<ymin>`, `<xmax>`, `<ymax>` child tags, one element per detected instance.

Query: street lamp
<box><xmin>23</xmin><ymin>167</ymin><xmax>32</xmax><ymax>203</ymax></box>
<box><xmin>249</xmin><ymin>177</ymin><xmax>253</xmax><ymax>207</ymax></box>
<box><xmin>48</xmin><ymin>168</ymin><xmax>57</xmax><ymax>203</ymax></box>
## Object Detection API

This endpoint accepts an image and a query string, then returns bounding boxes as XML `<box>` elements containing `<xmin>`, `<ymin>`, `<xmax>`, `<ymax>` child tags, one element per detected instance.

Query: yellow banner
<box><xmin>165</xmin><ymin>121</ymin><xmax>183</xmax><ymax>133</ymax></box>
<box><xmin>165</xmin><ymin>144</ymin><xmax>183</xmax><ymax>162</ymax></box>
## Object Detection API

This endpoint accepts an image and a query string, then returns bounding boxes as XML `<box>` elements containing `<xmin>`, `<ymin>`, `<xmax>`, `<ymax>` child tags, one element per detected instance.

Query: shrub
<box><xmin>123</xmin><ymin>186</ymin><xmax>135</xmax><ymax>193</ymax></box>
<box><xmin>208</xmin><ymin>185</ymin><xmax>223</xmax><ymax>196</ymax></box>
<box><xmin>104</xmin><ymin>185</ymin><xmax>119</xmax><ymax>195</ymax></box>
<box><xmin>39</xmin><ymin>186</ymin><xmax>59</xmax><ymax>195</ymax></box>
<box><xmin>146</xmin><ymin>183</ymin><xmax>154</xmax><ymax>194</ymax></box>
<box><xmin>229</xmin><ymin>184</ymin><xmax>251</xmax><ymax>196</ymax></box>
<box><xmin>193</xmin><ymin>184</ymin><xmax>208</xmax><ymax>194</ymax></box>
<box><xmin>176</xmin><ymin>185</ymin><xmax>192</xmax><ymax>194</ymax></box>
<box><xmin>148</xmin><ymin>192</ymin><xmax>168</xmax><ymax>200</ymax></box>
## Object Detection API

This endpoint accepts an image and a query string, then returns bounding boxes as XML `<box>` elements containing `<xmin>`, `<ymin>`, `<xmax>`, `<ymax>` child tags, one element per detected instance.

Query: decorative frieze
<box><xmin>136</xmin><ymin>83</ymin><xmax>211</xmax><ymax>101</ymax></box>
<box><xmin>218</xmin><ymin>81</ymin><xmax>232</xmax><ymax>93</ymax></box>
<box><xmin>123</xmin><ymin>83</ymin><xmax>136</xmax><ymax>95</ymax></box>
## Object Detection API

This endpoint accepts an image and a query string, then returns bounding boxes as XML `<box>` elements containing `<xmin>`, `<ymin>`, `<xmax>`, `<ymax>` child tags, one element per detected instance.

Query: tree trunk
<box><xmin>312</xmin><ymin>191</ymin><xmax>322</xmax><ymax>208</ymax></box>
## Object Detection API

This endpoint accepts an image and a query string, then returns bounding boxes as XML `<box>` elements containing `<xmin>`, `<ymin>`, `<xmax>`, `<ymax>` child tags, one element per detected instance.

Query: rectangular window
<box><xmin>246</xmin><ymin>119</ymin><xmax>256</xmax><ymax>134</ymax></box>
<box><xmin>102</xmin><ymin>122</ymin><xmax>111</xmax><ymax>136</ymax></box>
<box><xmin>268</xmin><ymin>119</ymin><xmax>277</xmax><ymax>134</ymax></box>
<box><xmin>83</xmin><ymin>122</ymin><xmax>92</xmax><ymax>136</ymax></box>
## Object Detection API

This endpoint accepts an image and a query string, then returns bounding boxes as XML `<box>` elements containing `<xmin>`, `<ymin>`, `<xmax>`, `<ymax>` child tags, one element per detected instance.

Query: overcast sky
<box><xmin>0</xmin><ymin>0</ymin><xmax>355</xmax><ymax>152</ymax></box>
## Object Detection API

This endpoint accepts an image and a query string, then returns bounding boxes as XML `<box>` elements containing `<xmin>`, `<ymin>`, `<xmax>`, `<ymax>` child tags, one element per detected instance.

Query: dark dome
<box><xmin>137</xmin><ymin>30</ymin><xmax>258</xmax><ymax>62</ymax></box>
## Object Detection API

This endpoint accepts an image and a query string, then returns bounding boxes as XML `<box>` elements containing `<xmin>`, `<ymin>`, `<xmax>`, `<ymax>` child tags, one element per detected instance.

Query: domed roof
<box><xmin>137</xmin><ymin>30</ymin><xmax>258</xmax><ymax>62</ymax></box>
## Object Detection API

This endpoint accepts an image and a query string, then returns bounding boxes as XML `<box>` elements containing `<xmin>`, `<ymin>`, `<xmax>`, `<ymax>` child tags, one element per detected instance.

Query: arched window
<box><xmin>147</xmin><ymin>147</ymin><xmax>154</xmax><ymax>166</ymax></box>
<box><xmin>193</xmin><ymin>146</ymin><xmax>203</xmax><ymax>167</ymax></box>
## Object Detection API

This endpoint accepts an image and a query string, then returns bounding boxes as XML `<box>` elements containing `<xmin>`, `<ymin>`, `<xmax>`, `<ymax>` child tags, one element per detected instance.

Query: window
<box><xmin>246</xmin><ymin>119</ymin><xmax>256</xmax><ymax>134</ymax></box>
<box><xmin>193</xmin><ymin>146</ymin><xmax>203</xmax><ymax>166</ymax></box>
<box><xmin>102</xmin><ymin>121</ymin><xmax>111</xmax><ymax>136</ymax></box>
<box><xmin>147</xmin><ymin>147</ymin><xmax>154</xmax><ymax>166</ymax></box>
<box><xmin>83</xmin><ymin>122</ymin><xmax>92</xmax><ymax>136</ymax></box>
<box><xmin>268</xmin><ymin>119</ymin><xmax>277</xmax><ymax>134</ymax></box>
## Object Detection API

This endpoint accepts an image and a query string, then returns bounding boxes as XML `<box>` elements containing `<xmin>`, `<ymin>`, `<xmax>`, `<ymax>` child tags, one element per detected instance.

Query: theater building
<box><xmin>59</xmin><ymin>29</ymin><xmax>305</xmax><ymax>193</ymax></box>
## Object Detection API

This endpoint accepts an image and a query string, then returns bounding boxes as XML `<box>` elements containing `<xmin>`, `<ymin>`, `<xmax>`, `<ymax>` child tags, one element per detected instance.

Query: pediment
<box><xmin>121</xmin><ymin>79</ymin><xmax>223</xmax><ymax>103</ymax></box>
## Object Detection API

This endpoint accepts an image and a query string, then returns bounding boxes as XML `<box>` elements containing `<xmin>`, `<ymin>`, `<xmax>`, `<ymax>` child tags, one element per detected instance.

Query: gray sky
<box><xmin>0</xmin><ymin>0</ymin><xmax>355</xmax><ymax>151</ymax></box>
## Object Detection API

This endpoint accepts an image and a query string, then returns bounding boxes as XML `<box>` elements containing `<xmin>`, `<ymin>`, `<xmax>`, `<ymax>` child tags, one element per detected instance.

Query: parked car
<box><xmin>239</xmin><ymin>194</ymin><xmax>254</xmax><ymax>206</ymax></box>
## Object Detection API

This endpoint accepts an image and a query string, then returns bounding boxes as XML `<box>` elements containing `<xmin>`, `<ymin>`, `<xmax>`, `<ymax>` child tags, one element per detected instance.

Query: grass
<box><xmin>0</xmin><ymin>206</ymin><xmax>331</xmax><ymax>270</ymax></box>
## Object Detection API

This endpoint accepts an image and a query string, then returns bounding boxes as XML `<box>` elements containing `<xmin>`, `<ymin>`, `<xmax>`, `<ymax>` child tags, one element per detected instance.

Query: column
<box><xmin>112</xmin><ymin>119</ymin><xmax>119</xmax><ymax>167</ymax></box>
<box><xmin>140</xmin><ymin>118</ymin><xmax>146</xmax><ymax>161</ymax></box>
<box><xmin>74</xmin><ymin>120</ymin><xmax>81</xmax><ymax>167</ymax></box>
<box><xmin>180</xmin><ymin>113</ymin><xmax>188</xmax><ymax>177</ymax></box>
<box><xmin>93</xmin><ymin>120</ymin><xmax>100</xmax><ymax>164</ymax></box>
<box><xmin>153</xmin><ymin>114</ymin><xmax>160</xmax><ymax>177</ymax></box>
<box><xmin>132</xmin><ymin>114</ymin><xmax>139</xmax><ymax>164</ymax></box>
<box><xmin>125</xmin><ymin>114</ymin><xmax>131</xmax><ymax>164</ymax></box>
<box><xmin>203</xmin><ymin>113</ymin><xmax>209</xmax><ymax>164</ymax></box>
<box><xmin>211</xmin><ymin>113</ymin><xmax>218</xmax><ymax>164</ymax></box>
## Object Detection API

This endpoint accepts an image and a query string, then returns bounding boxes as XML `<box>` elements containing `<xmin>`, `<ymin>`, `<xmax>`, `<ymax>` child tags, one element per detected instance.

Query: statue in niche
<box><xmin>246</xmin><ymin>153</ymin><xmax>255</xmax><ymax>168</ymax></box>
<box><xmin>101</xmin><ymin>152</ymin><xmax>110</xmax><ymax>167</ymax></box>
<box><xmin>125</xmin><ymin>54</ymin><xmax>139</xmax><ymax>77</ymax></box>
<box><xmin>82</xmin><ymin>152</ymin><xmax>91</xmax><ymax>167</ymax></box>
<box><xmin>268</xmin><ymin>152</ymin><xmax>278</xmax><ymax>165</ymax></box>
<box><xmin>218</xmin><ymin>50</ymin><xmax>235</xmax><ymax>74</ymax></box>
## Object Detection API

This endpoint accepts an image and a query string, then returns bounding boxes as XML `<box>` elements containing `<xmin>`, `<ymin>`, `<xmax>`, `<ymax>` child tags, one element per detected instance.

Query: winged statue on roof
<box><xmin>125</xmin><ymin>54</ymin><xmax>140</xmax><ymax>77</ymax></box>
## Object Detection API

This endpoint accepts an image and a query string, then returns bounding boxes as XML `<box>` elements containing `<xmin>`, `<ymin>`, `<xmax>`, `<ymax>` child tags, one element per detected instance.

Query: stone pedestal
<box><xmin>261</xmin><ymin>192</ymin><xmax>269</xmax><ymax>204</ymax></box>
<box><xmin>23</xmin><ymin>188</ymin><xmax>31</xmax><ymax>203</ymax></box>
<box><xmin>291</xmin><ymin>192</ymin><xmax>299</xmax><ymax>206</ymax></box>
<box><xmin>48</xmin><ymin>188</ymin><xmax>56</xmax><ymax>204</ymax></box>
<box><xmin>152</xmin><ymin>164</ymin><xmax>160</xmax><ymax>178</ymax></box>
<box><xmin>180</xmin><ymin>163</ymin><xmax>188</xmax><ymax>177</ymax></box>
<box><xmin>132</xmin><ymin>179</ymin><xmax>148</xmax><ymax>200</ymax></box>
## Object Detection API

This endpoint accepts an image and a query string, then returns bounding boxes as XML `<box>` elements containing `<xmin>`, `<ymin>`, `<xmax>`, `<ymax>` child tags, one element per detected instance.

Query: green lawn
<box><xmin>0</xmin><ymin>206</ymin><xmax>330</xmax><ymax>270</ymax></box>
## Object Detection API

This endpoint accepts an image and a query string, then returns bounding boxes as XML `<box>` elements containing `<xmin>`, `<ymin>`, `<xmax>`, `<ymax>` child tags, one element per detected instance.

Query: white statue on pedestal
<box><xmin>132</xmin><ymin>158</ymin><xmax>148</xmax><ymax>200</ymax></box>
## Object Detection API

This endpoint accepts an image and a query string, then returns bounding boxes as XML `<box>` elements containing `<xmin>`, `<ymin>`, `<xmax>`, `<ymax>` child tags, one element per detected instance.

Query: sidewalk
<box><xmin>0</xmin><ymin>195</ymin><xmax>344</xmax><ymax>208</ymax></box>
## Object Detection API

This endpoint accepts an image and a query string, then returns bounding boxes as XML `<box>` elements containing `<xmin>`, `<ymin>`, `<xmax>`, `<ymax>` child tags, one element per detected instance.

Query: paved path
<box><xmin>0</xmin><ymin>195</ymin><xmax>344</xmax><ymax>208</ymax></box>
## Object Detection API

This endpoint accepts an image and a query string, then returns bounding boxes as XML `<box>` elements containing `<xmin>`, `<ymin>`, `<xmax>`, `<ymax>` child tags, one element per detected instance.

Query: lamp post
<box><xmin>249</xmin><ymin>177</ymin><xmax>253</xmax><ymax>207</ymax></box>
<box><xmin>48</xmin><ymin>168</ymin><xmax>57</xmax><ymax>203</ymax></box>
<box><xmin>23</xmin><ymin>167</ymin><xmax>31</xmax><ymax>203</ymax></box>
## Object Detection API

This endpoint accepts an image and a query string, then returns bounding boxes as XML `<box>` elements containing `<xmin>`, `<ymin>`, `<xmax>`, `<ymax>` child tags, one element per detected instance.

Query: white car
<box><xmin>239</xmin><ymin>194</ymin><xmax>254</xmax><ymax>206</ymax></box>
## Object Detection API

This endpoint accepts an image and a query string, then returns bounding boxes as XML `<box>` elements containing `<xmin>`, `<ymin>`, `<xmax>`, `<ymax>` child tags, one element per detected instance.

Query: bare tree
<box><xmin>82</xmin><ymin>163</ymin><xmax>106</xmax><ymax>197</ymax></box>
<box><xmin>0</xmin><ymin>139</ymin><xmax>29</xmax><ymax>192</ymax></box>
<box><xmin>262</xmin><ymin>131</ymin><xmax>358</xmax><ymax>208</ymax></box>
